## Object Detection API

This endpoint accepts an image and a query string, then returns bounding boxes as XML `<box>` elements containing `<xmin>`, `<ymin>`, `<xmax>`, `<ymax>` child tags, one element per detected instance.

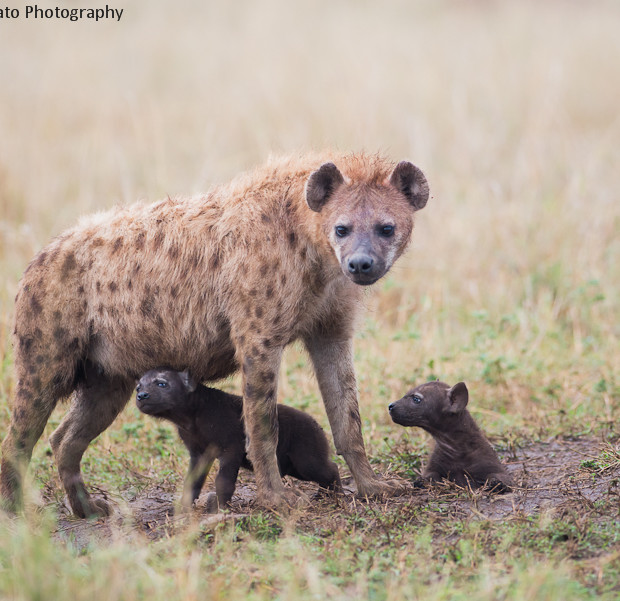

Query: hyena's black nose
<box><xmin>348</xmin><ymin>253</ymin><xmax>374</xmax><ymax>274</ymax></box>
<box><xmin>388</xmin><ymin>402</ymin><xmax>394</xmax><ymax>412</ymax></box>
<box><xmin>137</xmin><ymin>391</ymin><xmax>150</xmax><ymax>401</ymax></box>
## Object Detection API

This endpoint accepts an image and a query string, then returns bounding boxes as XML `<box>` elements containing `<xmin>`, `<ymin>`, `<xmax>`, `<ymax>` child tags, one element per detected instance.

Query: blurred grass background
<box><xmin>1</xmin><ymin>1</ymin><xmax>619</xmax><ymax>599</ymax></box>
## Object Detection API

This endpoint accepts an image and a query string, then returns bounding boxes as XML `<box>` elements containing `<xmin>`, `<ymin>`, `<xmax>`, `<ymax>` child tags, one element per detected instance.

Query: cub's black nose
<box><xmin>137</xmin><ymin>391</ymin><xmax>150</xmax><ymax>401</ymax></box>
<box><xmin>388</xmin><ymin>402</ymin><xmax>394</xmax><ymax>412</ymax></box>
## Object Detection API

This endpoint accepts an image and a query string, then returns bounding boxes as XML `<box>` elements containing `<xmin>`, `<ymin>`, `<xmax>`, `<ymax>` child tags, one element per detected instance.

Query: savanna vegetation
<box><xmin>0</xmin><ymin>1</ymin><xmax>618</xmax><ymax>599</ymax></box>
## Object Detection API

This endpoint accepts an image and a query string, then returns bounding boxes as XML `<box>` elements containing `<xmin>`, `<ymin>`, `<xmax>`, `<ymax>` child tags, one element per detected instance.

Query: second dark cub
<box><xmin>136</xmin><ymin>368</ymin><xmax>342</xmax><ymax>511</ymax></box>
<box><xmin>389</xmin><ymin>380</ymin><xmax>513</xmax><ymax>492</ymax></box>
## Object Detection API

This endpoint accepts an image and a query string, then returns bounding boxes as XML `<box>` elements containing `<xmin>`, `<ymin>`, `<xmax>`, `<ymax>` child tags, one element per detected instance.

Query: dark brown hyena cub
<box><xmin>389</xmin><ymin>381</ymin><xmax>512</xmax><ymax>492</ymax></box>
<box><xmin>136</xmin><ymin>369</ymin><xmax>342</xmax><ymax>510</ymax></box>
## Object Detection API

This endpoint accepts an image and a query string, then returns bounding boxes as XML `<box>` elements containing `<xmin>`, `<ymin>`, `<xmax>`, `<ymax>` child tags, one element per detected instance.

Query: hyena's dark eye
<box><xmin>156</xmin><ymin>380</ymin><xmax>168</xmax><ymax>388</ymax></box>
<box><xmin>335</xmin><ymin>225</ymin><xmax>349</xmax><ymax>238</ymax></box>
<box><xmin>412</xmin><ymin>395</ymin><xmax>422</xmax><ymax>404</ymax></box>
<box><xmin>379</xmin><ymin>225</ymin><xmax>395</xmax><ymax>237</ymax></box>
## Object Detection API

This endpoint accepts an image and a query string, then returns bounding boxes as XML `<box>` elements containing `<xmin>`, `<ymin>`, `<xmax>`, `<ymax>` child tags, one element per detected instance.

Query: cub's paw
<box><xmin>484</xmin><ymin>476</ymin><xmax>512</xmax><ymax>494</ymax></box>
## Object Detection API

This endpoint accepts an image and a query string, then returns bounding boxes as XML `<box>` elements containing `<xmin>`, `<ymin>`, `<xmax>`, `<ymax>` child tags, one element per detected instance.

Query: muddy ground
<box><xmin>50</xmin><ymin>437</ymin><xmax>619</xmax><ymax>550</ymax></box>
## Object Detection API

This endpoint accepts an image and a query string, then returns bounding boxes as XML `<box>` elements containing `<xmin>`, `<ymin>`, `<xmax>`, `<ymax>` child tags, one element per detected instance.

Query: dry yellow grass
<box><xmin>0</xmin><ymin>0</ymin><xmax>617</xmax><ymax>461</ymax></box>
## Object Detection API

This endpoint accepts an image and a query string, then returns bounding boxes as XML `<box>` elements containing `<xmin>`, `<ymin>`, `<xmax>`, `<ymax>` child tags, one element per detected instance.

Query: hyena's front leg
<box><xmin>304</xmin><ymin>334</ymin><xmax>407</xmax><ymax>498</ymax></box>
<box><xmin>238</xmin><ymin>344</ymin><xmax>304</xmax><ymax>508</ymax></box>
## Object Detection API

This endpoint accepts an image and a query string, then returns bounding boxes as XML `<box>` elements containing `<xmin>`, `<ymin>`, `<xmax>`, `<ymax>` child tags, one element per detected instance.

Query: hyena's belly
<box><xmin>86</xmin><ymin>307</ymin><xmax>238</xmax><ymax>382</ymax></box>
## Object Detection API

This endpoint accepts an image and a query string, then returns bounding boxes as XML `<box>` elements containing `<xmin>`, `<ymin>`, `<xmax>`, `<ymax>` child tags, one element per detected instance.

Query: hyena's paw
<box><xmin>205</xmin><ymin>492</ymin><xmax>220</xmax><ymax>514</ymax></box>
<box><xmin>255</xmin><ymin>486</ymin><xmax>310</xmax><ymax>511</ymax></box>
<box><xmin>71</xmin><ymin>496</ymin><xmax>113</xmax><ymax>519</ymax></box>
<box><xmin>357</xmin><ymin>477</ymin><xmax>409</xmax><ymax>499</ymax></box>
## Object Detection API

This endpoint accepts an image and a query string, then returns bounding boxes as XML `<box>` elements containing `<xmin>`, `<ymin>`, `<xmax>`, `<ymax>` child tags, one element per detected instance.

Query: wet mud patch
<box><xmin>48</xmin><ymin>436</ymin><xmax>619</xmax><ymax>551</ymax></box>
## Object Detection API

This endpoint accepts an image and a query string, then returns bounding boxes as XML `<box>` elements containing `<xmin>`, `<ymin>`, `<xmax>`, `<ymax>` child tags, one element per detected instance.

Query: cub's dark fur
<box><xmin>389</xmin><ymin>381</ymin><xmax>512</xmax><ymax>492</ymax></box>
<box><xmin>137</xmin><ymin>369</ymin><xmax>341</xmax><ymax>510</ymax></box>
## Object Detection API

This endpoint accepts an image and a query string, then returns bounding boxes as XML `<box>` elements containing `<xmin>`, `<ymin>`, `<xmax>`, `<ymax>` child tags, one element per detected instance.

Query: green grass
<box><xmin>1</xmin><ymin>0</ymin><xmax>619</xmax><ymax>599</ymax></box>
<box><xmin>580</xmin><ymin>443</ymin><xmax>620</xmax><ymax>474</ymax></box>
<box><xmin>1</xmin><ymin>505</ymin><xmax>618</xmax><ymax>601</ymax></box>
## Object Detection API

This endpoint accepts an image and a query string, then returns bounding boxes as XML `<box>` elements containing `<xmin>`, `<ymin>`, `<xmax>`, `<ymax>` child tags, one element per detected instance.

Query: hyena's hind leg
<box><xmin>0</xmin><ymin>380</ymin><xmax>62</xmax><ymax>513</ymax></box>
<box><xmin>49</xmin><ymin>363</ymin><xmax>134</xmax><ymax>518</ymax></box>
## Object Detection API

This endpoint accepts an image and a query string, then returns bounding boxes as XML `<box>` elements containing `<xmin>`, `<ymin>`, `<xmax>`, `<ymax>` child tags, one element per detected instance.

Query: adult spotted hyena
<box><xmin>1</xmin><ymin>152</ymin><xmax>429</xmax><ymax>517</ymax></box>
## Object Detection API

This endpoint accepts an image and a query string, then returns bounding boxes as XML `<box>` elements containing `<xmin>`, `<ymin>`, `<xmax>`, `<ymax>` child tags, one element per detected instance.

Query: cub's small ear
<box><xmin>180</xmin><ymin>370</ymin><xmax>198</xmax><ymax>393</ymax></box>
<box><xmin>446</xmin><ymin>381</ymin><xmax>468</xmax><ymax>414</ymax></box>
<box><xmin>306</xmin><ymin>162</ymin><xmax>345</xmax><ymax>212</ymax></box>
<box><xmin>389</xmin><ymin>161</ymin><xmax>429</xmax><ymax>210</ymax></box>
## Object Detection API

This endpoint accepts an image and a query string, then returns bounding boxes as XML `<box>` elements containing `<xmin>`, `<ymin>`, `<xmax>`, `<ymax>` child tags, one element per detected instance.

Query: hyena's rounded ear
<box><xmin>446</xmin><ymin>381</ymin><xmax>468</xmax><ymax>414</ymax></box>
<box><xmin>305</xmin><ymin>162</ymin><xmax>345</xmax><ymax>212</ymax></box>
<box><xmin>180</xmin><ymin>370</ymin><xmax>198</xmax><ymax>393</ymax></box>
<box><xmin>389</xmin><ymin>161</ymin><xmax>429</xmax><ymax>210</ymax></box>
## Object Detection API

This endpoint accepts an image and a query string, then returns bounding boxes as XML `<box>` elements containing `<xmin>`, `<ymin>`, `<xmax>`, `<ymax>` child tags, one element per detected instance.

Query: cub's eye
<box><xmin>136</xmin><ymin>384</ymin><xmax>141</xmax><ymax>392</ymax></box>
<box><xmin>156</xmin><ymin>380</ymin><xmax>168</xmax><ymax>388</ymax></box>
<box><xmin>412</xmin><ymin>395</ymin><xmax>422</xmax><ymax>404</ymax></box>
<box><xmin>379</xmin><ymin>225</ymin><xmax>395</xmax><ymax>237</ymax></box>
<box><xmin>335</xmin><ymin>225</ymin><xmax>349</xmax><ymax>238</ymax></box>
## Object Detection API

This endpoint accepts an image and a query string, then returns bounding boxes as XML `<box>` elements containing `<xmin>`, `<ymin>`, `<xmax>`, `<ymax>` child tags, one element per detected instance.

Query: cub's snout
<box><xmin>135</xmin><ymin>368</ymin><xmax>195</xmax><ymax>415</ymax></box>
<box><xmin>135</xmin><ymin>389</ymin><xmax>154</xmax><ymax>413</ymax></box>
<box><xmin>388</xmin><ymin>396</ymin><xmax>421</xmax><ymax>427</ymax></box>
